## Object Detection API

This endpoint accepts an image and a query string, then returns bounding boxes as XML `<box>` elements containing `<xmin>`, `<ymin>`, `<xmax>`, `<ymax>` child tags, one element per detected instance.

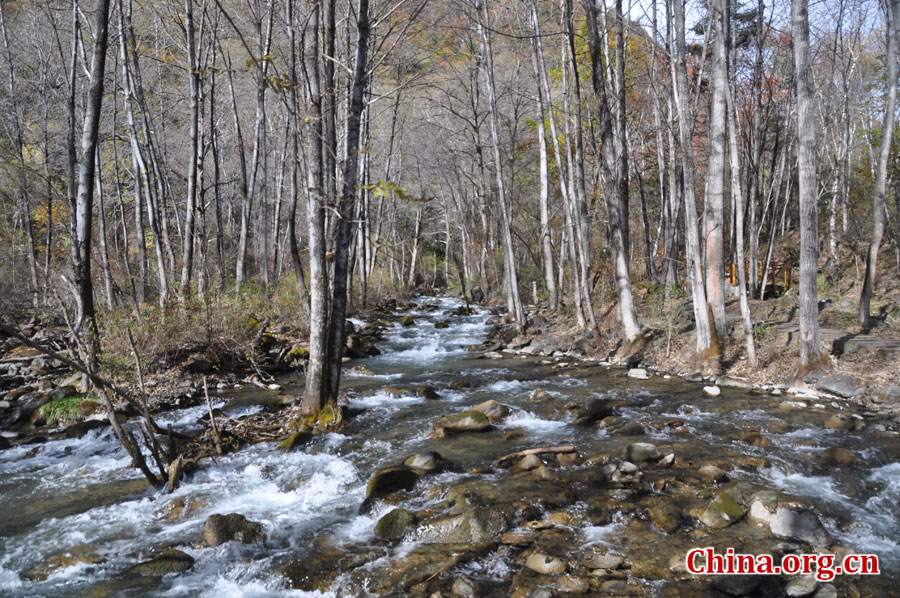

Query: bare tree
<box><xmin>792</xmin><ymin>0</ymin><xmax>829</xmax><ymax>372</ymax></box>
<box><xmin>859</xmin><ymin>0</ymin><xmax>900</xmax><ymax>325</ymax></box>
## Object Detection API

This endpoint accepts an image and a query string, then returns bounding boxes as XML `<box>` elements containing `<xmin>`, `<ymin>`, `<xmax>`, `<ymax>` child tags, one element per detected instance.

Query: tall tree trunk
<box><xmin>323</xmin><ymin>0</ymin><xmax>370</xmax><ymax>404</ymax></box>
<box><xmin>584</xmin><ymin>0</ymin><xmax>642</xmax><ymax>345</ymax></box>
<box><xmin>671</xmin><ymin>0</ymin><xmax>713</xmax><ymax>357</ymax></box>
<box><xmin>72</xmin><ymin>0</ymin><xmax>112</xmax><ymax>367</ymax></box>
<box><xmin>705</xmin><ymin>0</ymin><xmax>728</xmax><ymax>337</ymax></box>
<box><xmin>180</xmin><ymin>0</ymin><xmax>201</xmax><ymax>296</ymax></box>
<box><xmin>859</xmin><ymin>0</ymin><xmax>899</xmax><ymax>325</ymax></box>
<box><xmin>301</xmin><ymin>0</ymin><xmax>329</xmax><ymax>415</ymax></box>
<box><xmin>724</xmin><ymin>4</ymin><xmax>757</xmax><ymax>368</ymax></box>
<box><xmin>792</xmin><ymin>0</ymin><xmax>828</xmax><ymax>372</ymax></box>
<box><xmin>527</xmin><ymin>1</ymin><xmax>557</xmax><ymax>307</ymax></box>
<box><xmin>476</xmin><ymin>0</ymin><xmax>525</xmax><ymax>332</ymax></box>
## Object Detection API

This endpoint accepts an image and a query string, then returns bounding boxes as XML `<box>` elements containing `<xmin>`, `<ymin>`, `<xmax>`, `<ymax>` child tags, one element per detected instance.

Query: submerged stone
<box><xmin>700</xmin><ymin>493</ymin><xmax>745</xmax><ymax>528</ymax></box>
<box><xmin>525</xmin><ymin>552</ymin><xmax>566</xmax><ymax>575</ymax></box>
<box><xmin>128</xmin><ymin>549</ymin><xmax>194</xmax><ymax>577</ymax></box>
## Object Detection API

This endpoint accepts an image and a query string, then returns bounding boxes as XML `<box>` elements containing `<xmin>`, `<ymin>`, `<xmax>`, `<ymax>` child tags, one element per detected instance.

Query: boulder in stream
<box><xmin>277</xmin><ymin>431</ymin><xmax>312</xmax><ymax>452</ymax></box>
<box><xmin>202</xmin><ymin>513</ymin><xmax>264</xmax><ymax>546</ymax></box>
<box><xmin>471</xmin><ymin>399</ymin><xmax>510</xmax><ymax>423</ymax></box>
<box><xmin>128</xmin><ymin>548</ymin><xmax>195</xmax><ymax>577</ymax></box>
<box><xmin>374</xmin><ymin>508</ymin><xmax>415</xmax><ymax>542</ymax></box>
<box><xmin>769</xmin><ymin>507</ymin><xmax>832</xmax><ymax>548</ymax></box>
<box><xmin>821</xmin><ymin>447</ymin><xmax>858</xmax><ymax>466</ymax></box>
<box><xmin>403</xmin><ymin>451</ymin><xmax>453</xmax><ymax>474</ymax></box>
<box><xmin>361</xmin><ymin>465</ymin><xmax>419</xmax><ymax>513</ymax></box>
<box><xmin>432</xmin><ymin>410</ymin><xmax>490</xmax><ymax>434</ymax></box>
<box><xmin>815</xmin><ymin>374</ymin><xmax>865</xmax><ymax>398</ymax></box>
<box><xmin>412</xmin><ymin>507</ymin><xmax>507</xmax><ymax>544</ymax></box>
<box><xmin>699</xmin><ymin>493</ymin><xmax>745</xmax><ymax>528</ymax></box>
<box><xmin>624</xmin><ymin>442</ymin><xmax>661</xmax><ymax>461</ymax></box>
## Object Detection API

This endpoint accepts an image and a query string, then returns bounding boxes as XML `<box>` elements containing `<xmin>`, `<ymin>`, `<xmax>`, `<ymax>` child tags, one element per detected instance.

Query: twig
<box><xmin>204</xmin><ymin>376</ymin><xmax>222</xmax><ymax>456</ymax></box>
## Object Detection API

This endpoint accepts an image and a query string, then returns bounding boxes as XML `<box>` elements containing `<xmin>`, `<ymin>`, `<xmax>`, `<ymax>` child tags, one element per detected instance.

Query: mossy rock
<box><xmin>317</xmin><ymin>404</ymin><xmax>343</xmax><ymax>429</ymax></box>
<box><xmin>699</xmin><ymin>493</ymin><xmax>745</xmax><ymax>529</ymax></box>
<box><xmin>23</xmin><ymin>545</ymin><xmax>104</xmax><ymax>581</ymax></box>
<box><xmin>400</xmin><ymin>316</ymin><xmax>415</xmax><ymax>327</ymax></box>
<box><xmin>432</xmin><ymin>410</ymin><xmax>490</xmax><ymax>433</ymax></box>
<box><xmin>128</xmin><ymin>549</ymin><xmax>194</xmax><ymax>577</ymax></box>
<box><xmin>434</xmin><ymin>320</ymin><xmax>450</xmax><ymax>329</ymax></box>
<box><xmin>286</xmin><ymin>346</ymin><xmax>311</xmax><ymax>363</ymax></box>
<box><xmin>34</xmin><ymin>394</ymin><xmax>88</xmax><ymax>425</ymax></box>
<box><xmin>278</xmin><ymin>431</ymin><xmax>313</xmax><ymax>452</ymax></box>
<box><xmin>374</xmin><ymin>508</ymin><xmax>415</xmax><ymax>542</ymax></box>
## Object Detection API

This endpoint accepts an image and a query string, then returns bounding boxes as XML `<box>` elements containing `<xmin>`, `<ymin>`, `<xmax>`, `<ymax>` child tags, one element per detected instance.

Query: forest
<box><xmin>1</xmin><ymin>0</ymin><xmax>900</xmax><ymax>595</ymax></box>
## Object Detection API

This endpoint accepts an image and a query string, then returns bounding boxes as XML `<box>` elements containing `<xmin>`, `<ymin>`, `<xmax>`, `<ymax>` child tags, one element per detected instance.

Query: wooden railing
<box><xmin>728</xmin><ymin>260</ymin><xmax>792</xmax><ymax>292</ymax></box>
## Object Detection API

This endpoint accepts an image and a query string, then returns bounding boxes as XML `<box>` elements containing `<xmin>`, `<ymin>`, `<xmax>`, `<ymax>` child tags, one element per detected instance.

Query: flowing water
<box><xmin>1</xmin><ymin>297</ymin><xmax>898</xmax><ymax>596</ymax></box>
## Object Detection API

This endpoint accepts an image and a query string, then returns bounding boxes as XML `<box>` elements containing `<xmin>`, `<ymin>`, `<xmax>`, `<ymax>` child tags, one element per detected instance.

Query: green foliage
<box><xmin>38</xmin><ymin>394</ymin><xmax>88</xmax><ymax>424</ymax></box>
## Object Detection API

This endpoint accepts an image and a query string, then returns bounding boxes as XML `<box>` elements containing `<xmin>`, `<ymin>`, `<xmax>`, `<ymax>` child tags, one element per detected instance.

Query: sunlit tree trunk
<box><xmin>792</xmin><ymin>0</ymin><xmax>828</xmax><ymax>372</ymax></box>
<box><xmin>859</xmin><ymin>0</ymin><xmax>899</xmax><ymax>325</ymax></box>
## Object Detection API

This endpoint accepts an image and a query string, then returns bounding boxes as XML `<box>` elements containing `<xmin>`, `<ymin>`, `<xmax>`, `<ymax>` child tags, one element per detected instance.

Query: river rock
<box><xmin>451</xmin><ymin>574</ymin><xmax>478</xmax><ymax>597</ymax></box>
<box><xmin>648</xmin><ymin>502</ymin><xmax>681</xmax><ymax>533</ymax></box>
<box><xmin>413</xmin><ymin>507</ymin><xmax>507</xmax><ymax>544</ymax></box>
<box><xmin>365</xmin><ymin>466</ymin><xmax>418</xmax><ymax>502</ymax></box>
<box><xmin>400</xmin><ymin>316</ymin><xmax>415</xmax><ymax>327</ymax></box>
<box><xmin>741</xmin><ymin>432</ymin><xmax>774</xmax><ymax>448</ymax></box>
<box><xmin>703</xmin><ymin>386</ymin><xmax>721</xmax><ymax>397</ymax></box>
<box><xmin>416</xmin><ymin>386</ymin><xmax>440</xmax><ymax>400</ymax></box>
<box><xmin>769</xmin><ymin>507</ymin><xmax>832</xmax><ymax>548</ymax></box>
<box><xmin>0</xmin><ymin>436</ymin><xmax>10</xmax><ymax>451</ymax></box>
<box><xmin>813</xmin><ymin>585</ymin><xmax>837</xmax><ymax>598</ymax></box>
<box><xmin>128</xmin><ymin>549</ymin><xmax>195</xmax><ymax>577</ymax></box>
<box><xmin>23</xmin><ymin>545</ymin><xmax>104</xmax><ymax>581</ymax></box>
<box><xmin>785</xmin><ymin>576</ymin><xmax>819</xmax><ymax>597</ymax></box>
<box><xmin>815</xmin><ymin>375</ymin><xmax>865</xmax><ymax>398</ymax></box>
<box><xmin>433</xmin><ymin>410</ymin><xmax>490</xmax><ymax>433</ymax></box>
<box><xmin>747</xmin><ymin>491</ymin><xmax>778</xmax><ymax>527</ymax></box>
<box><xmin>710</xmin><ymin>574</ymin><xmax>762</xmax><ymax>596</ymax></box>
<box><xmin>624</xmin><ymin>442</ymin><xmax>661</xmax><ymax>461</ymax></box>
<box><xmin>202</xmin><ymin>513</ymin><xmax>264</xmax><ymax>546</ymax></box>
<box><xmin>584</xmin><ymin>553</ymin><xmax>624</xmax><ymax>570</ymax></box>
<box><xmin>613</xmin><ymin>420</ymin><xmax>645</xmax><ymax>436</ymax></box>
<box><xmin>525</xmin><ymin>552</ymin><xmax>567</xmax><ymax>575</ymax></box>
<box><xmin>821</xmin><ymin>447</ymin><xmax>857</xmax><ymax>466</ymax></box>
<box><xmin>515</xmin><ymin>454</ymin><xmax>545</xmax><ymax>471</ymax></box>
<box><xmin>529</xmin><ymin>388</ymin><xmax>552</xmax><ymax>402</ymax></box>
<box><xmin>573</xmin><ymin>399</ymin><xmax>614</xmax><ymax>426</ymax></box>
<box><xmin>627</xmin><ymin>368</ymin><xmax>649</xmax><ymax>379</ymax></box>
<box><xmin>697</xmin><ymin>464</ymin><xmax>728</xmax><ymax>483</ymax></box>
<box><xmin>556</xmin><ymin>452</ymin><xmax>581</xmax><ymax>467</ymax></box>
<box><xmin>556</xmin><ymin>575</ymin><xmax>590</xmax><ymax>593</ymax></box>
<box><xmin>824</xmin><ymin>413</ymin><xmax>853</xmax><ymax>431</ymax></box>
<box><xmin>278</xmin><ymin>431</ymin><xmax>312</xmax><ymax>452</ymax></box>
<box><xmin>404</xmin><ymin>451</ymin><xmax>452</xmax><ymax>473</ymax></box>
<box><xmin>716</xmin><ymin>376</ymin><xmax>753</xmax><ymax>389</ymax></box>
<box><xmin>374</xmin><ymin>508</ymin><xmax>415</xmax><ymax>542</ymax></box>
<box><xmin>700</xmin><ymin>493</ymin><xmax>745</xmax><ymax>528</ymax></box>
<box><xmin>471</xmin><ymin>399</ymin><xmax>510</xmax><ymax>423</ymax></box>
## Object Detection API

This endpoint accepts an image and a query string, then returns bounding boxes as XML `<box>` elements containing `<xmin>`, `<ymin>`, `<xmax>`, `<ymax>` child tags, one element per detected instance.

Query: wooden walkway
<box><xmin>767</xmin><ymin>321</ymin><xmax>900</xmax><ymax>357</ymax></box>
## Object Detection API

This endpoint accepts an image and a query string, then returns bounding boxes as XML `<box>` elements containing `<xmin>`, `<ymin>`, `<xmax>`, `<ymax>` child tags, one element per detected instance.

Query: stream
<box><xmin>1</xmin><ymin>296</ymin><xmax>898</xmax><ymax>596</ymax></box>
